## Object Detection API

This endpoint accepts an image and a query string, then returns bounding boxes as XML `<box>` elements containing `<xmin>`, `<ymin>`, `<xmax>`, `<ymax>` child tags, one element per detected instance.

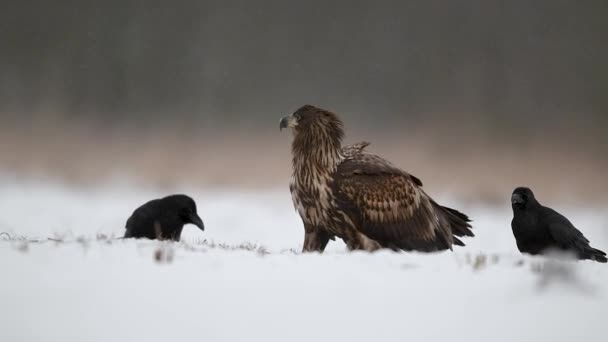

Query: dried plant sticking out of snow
<box><xmin>472</xmin><ymin>254</ymin><xmax>488</xmax><ymax>271</ymax></box>
<box><xmin>0</xmin><ymin>232</ymin><xmax>27</xmax><ymax>241</ymax></box>
<box><xmin>280</xmin><ymin>248</ymin><xmax>300</xmax><ymax>255</ymax></box>
<box><xmin>187</xmin><ymin>239</ymin><xmax>270</xmax><ymax>256</ymax></box>
<box><xmin>154</xmin><ymin>243</ymin><xmax>175</xmax><ymax>264</ymax></box>
<box><xmin>461</xmin><ymin>253</ymin><xmax>503</xmax><ymax>271</ymax></box>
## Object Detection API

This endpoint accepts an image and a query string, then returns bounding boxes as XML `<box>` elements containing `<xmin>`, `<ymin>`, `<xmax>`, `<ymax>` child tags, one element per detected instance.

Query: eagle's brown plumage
<box><xmin>280</xmin><ymin>105</ymin><xmax>473</xmax><ymax>252</ymax></box>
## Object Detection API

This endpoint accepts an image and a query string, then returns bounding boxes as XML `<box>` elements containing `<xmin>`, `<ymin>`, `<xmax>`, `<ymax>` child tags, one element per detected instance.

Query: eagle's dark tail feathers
<box><xmin>440</xmin><ymin>205</ymin><xmax>474</xmax><ymax>246</ymax></box>
<box><xmin>453</xmin><ymin>237</ymin><xmax>465</xmax><ymax>247</ymax></box>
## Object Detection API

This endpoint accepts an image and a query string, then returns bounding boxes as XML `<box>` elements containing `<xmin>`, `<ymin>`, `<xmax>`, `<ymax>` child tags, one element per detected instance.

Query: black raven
<box><xmin>511</xmin><ymin>187</ymin><xmax>606</xmax><ymax>263</ymax></box>
<box><xmin>124</xmin><ymin>194</ymin><xmax>205</xmax><ymax>241</ymax></box>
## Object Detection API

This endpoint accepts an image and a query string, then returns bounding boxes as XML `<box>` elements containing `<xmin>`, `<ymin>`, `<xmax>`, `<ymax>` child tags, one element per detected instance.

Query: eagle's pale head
<box><xmin>280</xmin><ymin>105</ymin><xmax>344</xmax><ymax>140</ymax></box>
<box><xmin>280</xmin><ymin>105</ymin><xmax>345</xmax><ymax>170</ymax></box>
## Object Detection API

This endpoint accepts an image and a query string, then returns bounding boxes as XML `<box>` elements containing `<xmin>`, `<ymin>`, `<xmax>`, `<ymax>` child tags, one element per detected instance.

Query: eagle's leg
<box><xmin>302</xmin><ymin>225</ymin><xmax>331</xmax><ymax>253</ymax></box>
<box><xmin>345</xmin><ymin>232</ymin><xmax>382</xmax><ymax>252</ymax></box>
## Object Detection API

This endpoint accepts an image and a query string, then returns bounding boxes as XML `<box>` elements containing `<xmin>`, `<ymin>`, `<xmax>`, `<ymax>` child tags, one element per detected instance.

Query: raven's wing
<box><xmin>544</xmin><ymin>208</ymin><xmax>589</xmax><ymax>247</ymax></box>
<box><xmin>124</xmin><ymin>199</ymin><xmax>161</xmax><ymax>238</ymax></box>
<box><xmin>543</xmin><ymin>208</ymin><xmax>607</xmax><ymax>262</ymax></box>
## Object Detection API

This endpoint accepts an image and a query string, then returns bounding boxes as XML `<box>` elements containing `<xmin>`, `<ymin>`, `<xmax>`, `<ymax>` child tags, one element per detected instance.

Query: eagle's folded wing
<box><xmin>334</xmin><ymin>155</ymin><xmax>453</xmax><ymax>251</ymax></box>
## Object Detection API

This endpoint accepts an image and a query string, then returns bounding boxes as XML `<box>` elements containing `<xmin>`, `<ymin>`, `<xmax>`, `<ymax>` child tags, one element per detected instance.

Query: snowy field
<box><xmin>1</xmin><ymin>180</ymin><xmax>608</xmax><ymax>342</ymax></box>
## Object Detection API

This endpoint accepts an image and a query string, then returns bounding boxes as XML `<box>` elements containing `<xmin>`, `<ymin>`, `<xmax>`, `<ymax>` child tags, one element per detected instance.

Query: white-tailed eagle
<box><xmin>280</xmin><ymin>105</ymin><xmax>473</xmax><ymax>252</ymax></box>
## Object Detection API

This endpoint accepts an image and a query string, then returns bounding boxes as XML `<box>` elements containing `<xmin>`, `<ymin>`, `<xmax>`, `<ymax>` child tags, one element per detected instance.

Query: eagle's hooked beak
<box><xmin>189</xmin><ymin>213</ymin><xmax>205</xmax><ymax>231</ymax></box>
<box><xmin>511</xmin><ymin>193</ymin><xmax>524</xmax><ymax>205</ymax></box>
<box><xmin>279</xmin><ymin>115</ymin><xmax>298</xmax><ymax>131</ymax></box>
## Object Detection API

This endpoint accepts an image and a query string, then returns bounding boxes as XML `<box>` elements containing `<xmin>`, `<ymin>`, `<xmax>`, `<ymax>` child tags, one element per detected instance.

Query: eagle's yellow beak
<box><xmin>279</xmin><ymin>115</ymin><xmax>298</xmax><ymax>131</ymax></box>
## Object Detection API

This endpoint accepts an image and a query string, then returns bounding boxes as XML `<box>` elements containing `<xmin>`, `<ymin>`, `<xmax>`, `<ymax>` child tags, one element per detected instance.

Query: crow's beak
<box><xmin>279</xmin><ymin>115</ymin><xmax>297</xmax><ymax>131</ymax></box>
<box><xmin>189</xmin><ymin>213</ymin><xmax>205</xmax><ymax>231</ymax></box>
<box><xmin>511</xmin><ymin>193</ymin><xmax>524</xmax><ymax>204</ymax></box>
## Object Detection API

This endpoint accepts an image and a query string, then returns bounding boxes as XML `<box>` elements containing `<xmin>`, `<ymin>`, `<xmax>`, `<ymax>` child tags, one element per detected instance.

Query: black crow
<box><xmin>511</xmin><ymin>187</ymin><xmax>606</xmax><ymax>263</ymax></box>
<box><xmin>124</xmin><ymin>194</ymin><xmax>205</xmax><ymax>241</ymax></box>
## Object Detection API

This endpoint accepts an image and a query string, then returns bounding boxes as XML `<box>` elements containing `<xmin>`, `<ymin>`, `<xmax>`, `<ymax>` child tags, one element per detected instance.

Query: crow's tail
<box><xmin>587</xmin><ymin>247</ymin><xmax>607</xmax><ymax>263</ymax></box>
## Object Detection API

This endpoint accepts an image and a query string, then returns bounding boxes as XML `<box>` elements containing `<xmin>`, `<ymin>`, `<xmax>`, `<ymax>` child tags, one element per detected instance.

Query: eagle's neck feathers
<box><xmin>291</xmin><ymin>123</ymin><xmax>343</xmax><ymax>184</ymax></box>
<box><xmin>290</xmin><ymin>119</ymin><xmax>344</xmax><ymax>226</ymax></box>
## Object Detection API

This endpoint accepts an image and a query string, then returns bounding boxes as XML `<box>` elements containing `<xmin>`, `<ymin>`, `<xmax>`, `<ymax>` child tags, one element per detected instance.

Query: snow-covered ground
<box><xmin>1</xmin><ymin>180</ymin><xmax>607</xmax><ymax>342</ymax></box>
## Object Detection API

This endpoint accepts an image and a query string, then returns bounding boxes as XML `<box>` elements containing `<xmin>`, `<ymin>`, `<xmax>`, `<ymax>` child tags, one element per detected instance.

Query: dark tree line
<box><xmin>1</xmin><ymin>1</ymin><xmax>606</xmax><ymax>133</ymax></box>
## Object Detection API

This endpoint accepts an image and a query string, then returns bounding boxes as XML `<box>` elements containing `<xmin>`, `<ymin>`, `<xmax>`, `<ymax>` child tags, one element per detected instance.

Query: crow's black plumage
<box><xmin>124</xmin><ymin>194</ymin><xmax>204</xmax><ymax>241</ymax></box>
<box><xmin>511</xmin><ymin>187</ymin><xmax>606</xmax><ymax>263</ymax></box>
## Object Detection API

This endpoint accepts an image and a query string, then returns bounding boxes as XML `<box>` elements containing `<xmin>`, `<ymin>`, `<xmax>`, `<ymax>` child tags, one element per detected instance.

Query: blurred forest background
<box><xmin>0</xmin><ymin>0</ymin><xmax>606</xmax><ymax>203</ymax></box>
